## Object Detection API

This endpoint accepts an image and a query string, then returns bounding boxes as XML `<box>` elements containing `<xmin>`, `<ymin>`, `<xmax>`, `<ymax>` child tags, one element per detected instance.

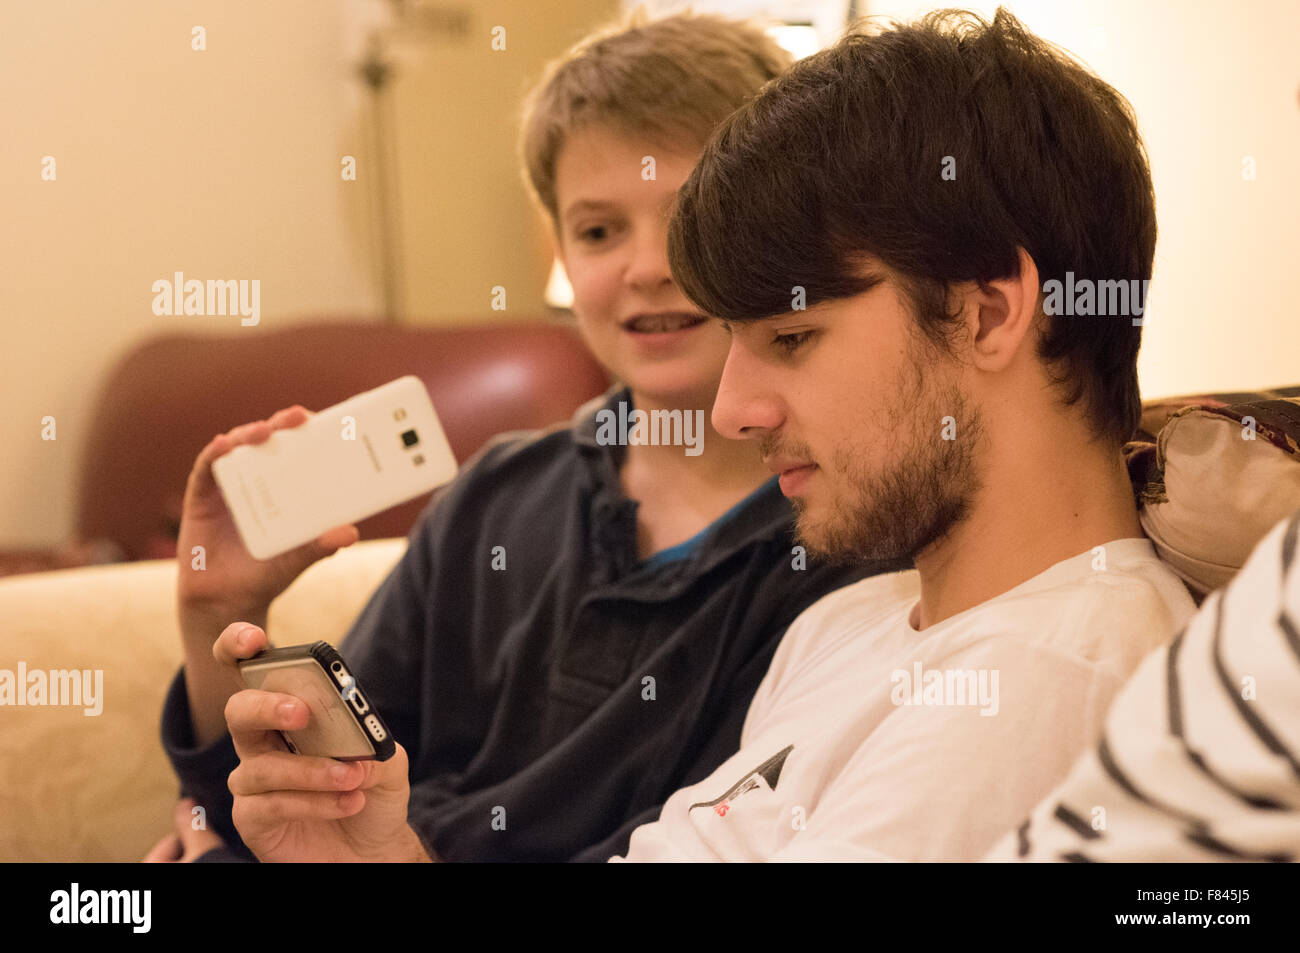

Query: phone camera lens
<box><xmin>401</xmin><ymin>429</ymin><xmax>419</xmax><ymax>448</ymax></box>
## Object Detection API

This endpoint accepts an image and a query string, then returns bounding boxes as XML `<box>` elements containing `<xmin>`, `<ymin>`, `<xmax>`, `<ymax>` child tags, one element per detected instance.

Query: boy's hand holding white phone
<box><xmin>211</xmin><ymin>375</ymin><xmax>457</xmax><ymax>560</ymax></box>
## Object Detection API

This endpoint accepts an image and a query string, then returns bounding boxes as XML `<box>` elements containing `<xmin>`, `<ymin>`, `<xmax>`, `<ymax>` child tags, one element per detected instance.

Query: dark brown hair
<box><xmin>668</xmin><ymin>7</ymin><xmax>1157</xmax><ymax>446</ymax></box>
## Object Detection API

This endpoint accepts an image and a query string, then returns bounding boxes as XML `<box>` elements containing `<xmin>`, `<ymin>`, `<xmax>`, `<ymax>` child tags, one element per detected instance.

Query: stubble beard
<box><xmin>790</xmin><ymin>358</ymin><xmax>984</xmax><ymax>567</ymax></box>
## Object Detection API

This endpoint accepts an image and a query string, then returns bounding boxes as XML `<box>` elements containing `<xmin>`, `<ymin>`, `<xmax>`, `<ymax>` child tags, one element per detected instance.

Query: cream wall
<box><xmin>0</xmin><ymin>0</ymin><xmax>616</xmax><ymax>549</ymax></box>
<box><xmin>862</xmin><ymin>0</ymin><xmax>1300</xmax><ymax>400</ymax></box>
<box><xmin>3</xmin><ymin>0</ymin><xmax>1295</xmax><ymax>549</ymax></box>
<box><xmin>390</xmin><ymin>1</ymin><xmax>619</xmax><ymax>321</ymax></box>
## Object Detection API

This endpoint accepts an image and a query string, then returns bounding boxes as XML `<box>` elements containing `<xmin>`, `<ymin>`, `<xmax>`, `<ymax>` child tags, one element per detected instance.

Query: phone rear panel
<box><xmin>213</xmin><ymin>376</ymin><xmax>456</xmax><ymax>559</ymax></box>
<box><xmin>239</xmin><ymin>656</ymin><xmax>377</xmax><ymax>760</ymax></box>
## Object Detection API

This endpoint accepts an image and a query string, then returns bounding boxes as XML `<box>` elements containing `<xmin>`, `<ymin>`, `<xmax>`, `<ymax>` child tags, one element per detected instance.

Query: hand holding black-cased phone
<box><xmin>237</xmin><ymin>641</ymin><xmax>395</xmax><ymax>761</ymax></box>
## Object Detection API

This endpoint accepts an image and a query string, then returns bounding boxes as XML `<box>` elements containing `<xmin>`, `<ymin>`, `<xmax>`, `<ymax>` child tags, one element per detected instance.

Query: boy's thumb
<box><xmin>317</xmin><ymin>524</ymin><xmax>361</xmax><ymax>553</ymax></box>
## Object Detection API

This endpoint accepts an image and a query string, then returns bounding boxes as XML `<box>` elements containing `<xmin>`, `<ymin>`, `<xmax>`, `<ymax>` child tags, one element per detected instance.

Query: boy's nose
<box><xmin>624</xmin><ymin>225</ymin><xmax>674</xmax><ymax>294</ymax></box>
<box><xmin>711</xmin><ymin>338</ymin><xmax>784</xmax><ymax>441</ymax></box>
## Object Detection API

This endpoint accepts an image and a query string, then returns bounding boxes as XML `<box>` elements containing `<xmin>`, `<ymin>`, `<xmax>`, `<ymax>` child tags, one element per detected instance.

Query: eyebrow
<box><xmin>564</xmin><ymin>191</ymin><xmax>677</xmax><ymax>224</ymax></box>
<box><xmin>562</xmin><ymin>199</ymin><xmax>617</xmax><ymax>223</ymax></box>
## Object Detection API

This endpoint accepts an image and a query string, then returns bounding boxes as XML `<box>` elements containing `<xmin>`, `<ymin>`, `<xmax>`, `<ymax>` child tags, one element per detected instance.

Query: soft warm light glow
<box><xmin>544</xmin><ymin>257</ymin><xmax>574</xmax><ymax>309</ymax></box>
<box><xmin>768</xmin><ymin>24</ymin><xmax>821</xmax><ymax>60</ymax></box>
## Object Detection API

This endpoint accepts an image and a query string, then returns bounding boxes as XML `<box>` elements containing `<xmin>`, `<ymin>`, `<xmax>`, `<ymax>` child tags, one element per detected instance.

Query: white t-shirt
<box><xmin>982</xmin><ymin>513</ymin><xmax>1300</xmax><ymax>862</ymax></box>
<box><xmin>615</xmin><ymin>538</ymin><xmax>1196</xmax><ymax>862</ymax></box>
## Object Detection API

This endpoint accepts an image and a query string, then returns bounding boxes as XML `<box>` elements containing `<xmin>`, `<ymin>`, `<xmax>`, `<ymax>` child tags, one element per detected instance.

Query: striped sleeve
<box><xmin>982</xmin><ymin>509</ymin><xmax>1300</xmax><ymax>862</ymax></box>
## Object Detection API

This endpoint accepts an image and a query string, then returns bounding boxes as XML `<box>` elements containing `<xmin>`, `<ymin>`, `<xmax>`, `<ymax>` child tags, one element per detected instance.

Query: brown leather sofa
<box><xmin>0</xmin><ymin>320</ymin><xmax>610</xmax><ymax>574</ymax></box>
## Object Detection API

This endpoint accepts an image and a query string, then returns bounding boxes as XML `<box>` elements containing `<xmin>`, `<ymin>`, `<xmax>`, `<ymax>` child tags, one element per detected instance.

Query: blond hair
<box><xmin>518</xmin><ymin>7</ymin><xmax>791</xmax><ymax>228</ymax></box>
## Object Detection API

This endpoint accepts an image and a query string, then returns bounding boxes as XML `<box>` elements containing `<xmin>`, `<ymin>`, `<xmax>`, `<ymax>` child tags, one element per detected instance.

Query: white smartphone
<box><xmin>212</xmin><ymin>375</ymin><xmax>457</xmax><ymax>560</ymax></box>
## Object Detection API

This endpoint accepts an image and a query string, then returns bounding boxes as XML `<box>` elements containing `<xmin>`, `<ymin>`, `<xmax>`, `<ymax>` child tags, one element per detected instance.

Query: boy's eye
<box><xmin>577</xmin><ymin>223</ymin><xmax>619</xmax><ymax>243</ymax></box>
<box><xmin>773</xmin><ymin>329</ymin><xmax>816</xmax><ymax>355</ymax></box>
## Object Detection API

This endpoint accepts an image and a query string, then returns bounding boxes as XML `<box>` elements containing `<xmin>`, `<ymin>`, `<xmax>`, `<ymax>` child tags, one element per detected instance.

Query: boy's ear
<box><xmin>958</xmin><ymin>247</ymin><xmax>1041</xmax><ymax>373</ymax></box>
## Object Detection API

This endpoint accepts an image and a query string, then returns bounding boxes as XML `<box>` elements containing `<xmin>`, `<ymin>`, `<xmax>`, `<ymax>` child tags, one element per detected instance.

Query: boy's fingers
<box><xmin>269</xmin><ymin>526</ymin><xmax>358</xmax><ymax>580</ymax></box>
<box><xmin>141</xmin><ymin>832</ymin><xmax>182</xmax><ymax>863</ymax></box>
<box><xmin>185</xmin><ymin>420</ymin><xmax>269</xmax><ymax>503</ymax></box>
<box><xmin>224</xmin><ymin>689</ymin><xmax>306</xmax><ymax>760</ymax></box>
<box><xmin>183</xmin><ymin>407</ymin><xmax>312</xmax><ymax>503</ymax></box>
<box><xmin>232</xmin><ymin>789</ymin><xmax>365</xmax><ymax>837</ymax></box>
<box><xmin>353</xmin><ymin>744</ymin><xmax>404</xmax><ymax>793</ymax></box>
<box><xmin>315</xmin><ymin>524</ymin><xmax>360</xmax><ymax>551</ymax></box>
<box><xmin>228</xmin><ymin>750</ymin><xmax>364</xmax><ymax>797</ymax></box>
<box><xmin>212</xmin><ymin>622</ymin><xmax>269</xmax><ymax>667</ymax></box>
<box><xmin>268</xmin><ymin>405</ymin><xmax>311</xmax><ymax>429</ymax></box>
<box><xmin>225</xmin><ymin>420</ymin><xmax>273</xmax><ymax>446</ymax></box>
<box><xmin>184</xmin><ymin>432</ymin><xmax>234</xmax><ymax>500</ymax></box>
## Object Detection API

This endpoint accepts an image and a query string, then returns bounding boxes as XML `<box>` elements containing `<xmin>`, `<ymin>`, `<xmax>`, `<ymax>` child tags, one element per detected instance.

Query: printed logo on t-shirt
<box><xmin>687</xmin><ymin>745</ymin><xmax>793</xmax><ymax>819</ymax></box>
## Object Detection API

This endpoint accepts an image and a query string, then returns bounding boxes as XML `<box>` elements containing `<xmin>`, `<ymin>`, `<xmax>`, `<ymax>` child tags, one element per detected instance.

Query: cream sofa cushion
<box><xmin>1140</xmin><ymin>404</ymin><xmax>1300</xmax><ymax>597</ymax></box>
<box><xmin>0</xmin><ymin>537</ymin><xmax>406</xmax><ymax>861</ymax></box>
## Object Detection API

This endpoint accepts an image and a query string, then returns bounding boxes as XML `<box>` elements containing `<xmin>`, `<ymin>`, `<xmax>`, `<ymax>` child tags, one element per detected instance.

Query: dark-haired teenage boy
<box><xmin>613</xmin><ymin>7</ymin><xmax>1197</xmax><ymax>860</ymax></box>
<box><xmin>187</xmin><ymin>8</ymin><xmax>1197</xmax><ymax>863</ymax></box>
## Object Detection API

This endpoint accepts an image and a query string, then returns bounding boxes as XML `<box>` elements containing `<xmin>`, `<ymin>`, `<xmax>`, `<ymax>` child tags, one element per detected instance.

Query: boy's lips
<box><xmin>765</xmin><ymin>456</ymin><xmax>819</xmax><ymax>497</ymax></box>
<box><xmin>621</xmin><ymin>311</ymin><xmax>709</xmax><ymax>334</ymax></box>
<box><xmin>764</xmin><ymin>455</ymin><xmax>816</xmax><ymax>475</ymax></box>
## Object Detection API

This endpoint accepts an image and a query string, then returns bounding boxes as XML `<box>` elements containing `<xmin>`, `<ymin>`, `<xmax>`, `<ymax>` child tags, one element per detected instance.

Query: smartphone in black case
<box><xmin>237</xmin><ymin>641</ymin><xmax>395</xmax><ymax>762</ymax></box>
